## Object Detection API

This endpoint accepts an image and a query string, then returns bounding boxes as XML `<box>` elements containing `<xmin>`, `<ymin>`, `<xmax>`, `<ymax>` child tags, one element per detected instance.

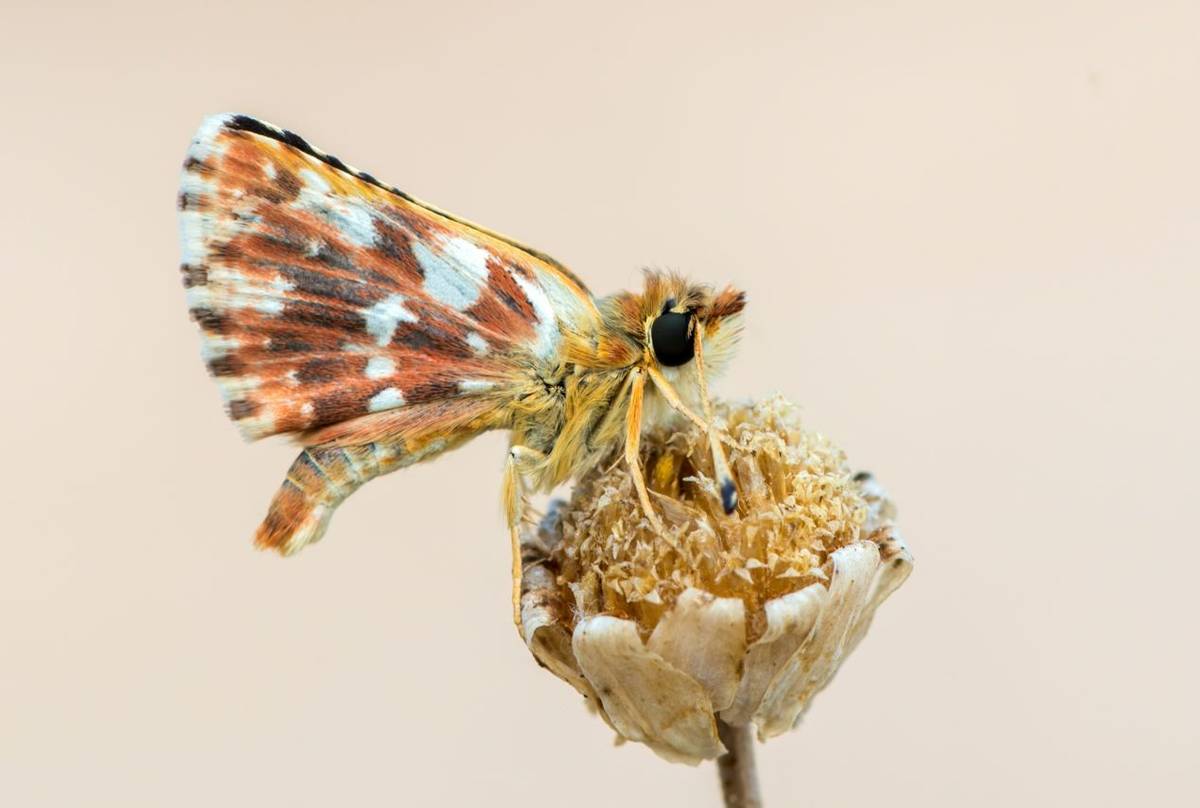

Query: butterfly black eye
<box><xmin>650</xmin><ymin>310</ymin><xmax>695</xmax><ymax>366</ymax></box>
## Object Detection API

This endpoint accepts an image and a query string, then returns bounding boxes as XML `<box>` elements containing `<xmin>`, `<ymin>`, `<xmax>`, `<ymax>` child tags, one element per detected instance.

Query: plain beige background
<box><xmin>3</xmin><ymin>1</ymin><xmax>1197</xmax><ymax>805</ymax></box>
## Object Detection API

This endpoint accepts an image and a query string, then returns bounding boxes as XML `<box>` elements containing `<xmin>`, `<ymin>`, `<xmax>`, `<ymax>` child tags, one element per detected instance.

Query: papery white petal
<box><xmin>525</xmin><ymin>612</ymin><xmax>598</xmax><ymax>703</ymax></box>
<box><xmin>573</xmin><ymin>616</ymin><xmax>723</xmax><ymax>764</ymax></box>
<box><xmin>845</xmin><ymin>529</ymin><xmax>913</xmax><ymax>654</ymax></box>
<box><xmin>720</xmin><ymin>583</ymin><xmax>825</xmax><ymax>725</ymax></box>
<box><xmin>647</xmin><ymin>588</ymin><xmax>746</xmax><ymax>713</ymax></box>
<box><xmin>753</xmin><ymin>542</ymin><xmax>881</xmax><ymax>737</ymax></box>
<box><xmin>858</xmin><ymin>475</ymin><xmax>896</xmax><ymax>533</ymax></box>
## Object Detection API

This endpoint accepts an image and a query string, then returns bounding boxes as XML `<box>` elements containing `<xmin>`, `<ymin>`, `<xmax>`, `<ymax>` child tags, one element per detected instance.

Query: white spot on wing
<box><xmin>268</xmin><ymin>274</ymin><xmax>291</xmax><ymax>295</ymax></box>
<box><xmin>295</xmin><ymin>166</ymin><xmax>378</xmax><ymax>248</ymax></box>
<box><xmin>253</xmin><ymin>299</ymin><xmax>284</xmax><ymax>315</ymax></box>
<box><xmin>459</xmin><ymin>379</ymin><xmax>495</xmax><ymax>393</ymax></box>
<box><xmin>179</xmin><ymin>168</ymin><xmax>217</xmax><ymax>201</ymax></box>
<box><xmin>466</xmin><ymin>332</ymin><xmax>489</xmax><ymax>355</ymax></box>
<box><xmin>178</xmin><ymin>170</ymin><xmax>216</xmax><ymax>265</ymax></box>
<box><xmin>330</xmin><ymin>202</ymin><xmax>377</xmax><ymax>248</ymax></box>
<box><xmin>442</xmin><ymin>237</ymin><xmax>491</xmax><ymax>277</ymax></box>
<box><xmin>179</xmin><ymin>221</ymin><xmax>207</xmax><ymax>266</ymax></box>
<box><xmin>365</xmin><ymin>356</ymin><xmax>395</xmax><ymax>380</ymax></box>
<box><xmin>216</xmin><ymin>376</ymin><xmax>261</xmax><ymax>401</ymax></box>
<box><xmin>200</xmin><ymin>335</ymin><xmax>239</xmax><ymax>361</ymax></box>
<box><xmin>362</xmin><ymin>294</ymin><xmax>418</xmax><ymax>346</ymax></box>
<box><xmin>184</xmin><ymin>284</ymin><xmax>210</xmax><ymax>309</ymax></box>
<box><xmin>186</xmin><ymin>114</ymin><xmax>233</xmax><ymax>165</ymax></box>
<box><xmin>415</xmin><ymin>236</ymin><xmax>492</xmax><ymax>310</ymax></box>
<box><xmin>236</xmin><ymin>412</ymin><xmax>277</xmax><ymax>439</ymax></box>
<box><xmin>368</xmin><ymin>387</ymin><xmax>405</xmax><ymax>412</ymax></box>
<box><xmin>253</xmin><ymin>274</ymin><xmax>293</xmax><ymax>314</ymax></box>
<box><xmin>509</xmin><ymin>269</ymin><xmax>560</xmax><ymax>358</ymax></box>
<box><xmin>206</xmin><ymin>269</ymin><xmax>292</xmax><ymax>315</ymax></box>
<box><xmin>298</xmin><ymin>167</ymin><xmax>331</xmax><ymax>194</ymax></box>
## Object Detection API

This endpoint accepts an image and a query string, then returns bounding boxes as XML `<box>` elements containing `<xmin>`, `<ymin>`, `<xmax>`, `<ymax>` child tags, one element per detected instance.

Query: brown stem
<box><xmin>716</xmin><ymin>719</ymin><xmax>763</xmax><ymax>808</ymax></box>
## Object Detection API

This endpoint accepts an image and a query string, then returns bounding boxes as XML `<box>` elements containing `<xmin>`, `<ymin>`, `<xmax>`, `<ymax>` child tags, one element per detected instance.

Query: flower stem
<box><xmin>716</xmin><ymin>719</ymin><xmax>763</xmax><ymax>808</ymax></box>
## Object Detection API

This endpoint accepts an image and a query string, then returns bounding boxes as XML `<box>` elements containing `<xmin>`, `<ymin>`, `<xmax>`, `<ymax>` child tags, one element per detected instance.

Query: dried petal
<box><xmin>647</xmin><ymin>589</ymin><xmax>746</xmax><ymax>712</ymax></box>
<box><xmin>721</xmin><ymin>583</ymin><xmax>824</xmax><ymax>725</ymax></box>
<box><xmin>572</xmin><ymin>616</ymin><xmax>723</xmax><ymax>764</ymax></box>
<box><xmin>753</xmin><ymin>542</ymin><xmax>880</xmax><ymax>737</ymax></box>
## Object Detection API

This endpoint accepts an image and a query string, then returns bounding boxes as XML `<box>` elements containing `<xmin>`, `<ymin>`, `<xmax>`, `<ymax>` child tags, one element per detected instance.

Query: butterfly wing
<box><xmin>178</xmin><ymin>113</ymin><xmax>600</xmax><ymax>442</ymax></box>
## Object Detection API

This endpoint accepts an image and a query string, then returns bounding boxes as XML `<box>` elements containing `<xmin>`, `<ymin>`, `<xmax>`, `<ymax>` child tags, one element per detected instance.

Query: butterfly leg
<box><xmin>503</xmin><ymin>444</ymin><xmax>547</xmax><ymax>628</ymax></box>
<box><xmin>645</xmin><ymin>365</ymin><xmax>738</xmax><ymax>514</ymax></box>
<box><xmin>626</xmin><ymin>368</ymin><xmax>665</xmax><ymax>533</ymax></box>
<box><xmin>690</xmin><ymin>325</ymin><xmax>738</xmax><ymax>514</ymax></box>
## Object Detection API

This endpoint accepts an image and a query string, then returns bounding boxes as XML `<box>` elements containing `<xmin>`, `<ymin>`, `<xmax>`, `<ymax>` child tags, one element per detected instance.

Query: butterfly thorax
<box><xmin>510</xmin><ymin>275</ymin><xmax>747</xmax><ymax>494</ymax></box>
<box><xmin>509</xmin><ymin>336</ymin><xmax>639</xmax><ymax>493</ymax></box>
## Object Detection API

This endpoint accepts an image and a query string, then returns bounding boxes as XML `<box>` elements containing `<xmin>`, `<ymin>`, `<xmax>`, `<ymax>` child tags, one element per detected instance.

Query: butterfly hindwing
<box><xmin>178</xmin><ymin>113</ymin><xmax>600</xmax><ymax>441</ymax></box>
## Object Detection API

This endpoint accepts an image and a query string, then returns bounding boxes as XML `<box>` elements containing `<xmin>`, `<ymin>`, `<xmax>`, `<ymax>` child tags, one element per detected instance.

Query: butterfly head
<box><xmin>635</xmin><ymin>271</ymin><xmax>746</xmax><ymax>381</ymax></box>
<box><xmin>620</xmin><ymin>271</ymin><xmax>745</xmax><ymax>514</ymax></box>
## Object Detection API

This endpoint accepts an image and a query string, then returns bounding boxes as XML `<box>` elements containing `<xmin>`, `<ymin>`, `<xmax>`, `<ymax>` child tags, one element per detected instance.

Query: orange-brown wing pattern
<box><xmin>178</xmin><ymin>114</ymin><xmax>599</xmax><ymax>440</ymax></box>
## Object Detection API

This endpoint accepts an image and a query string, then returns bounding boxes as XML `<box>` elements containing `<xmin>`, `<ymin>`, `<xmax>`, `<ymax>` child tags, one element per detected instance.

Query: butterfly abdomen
<box><xmin>256</xmin><ymin>443</ymin><xmax>389</xmax><ymax>555</ymax></box>
<box><xmin>256</xmin><ymin>437</ymin><xmax>454</xmax><ymax>555</ymax></box>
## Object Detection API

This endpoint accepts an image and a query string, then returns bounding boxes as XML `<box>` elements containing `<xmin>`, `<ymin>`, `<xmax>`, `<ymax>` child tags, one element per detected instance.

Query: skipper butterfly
<box><xmin>179</xmin><ymin>115</ymin><xmax>746</xmax><ymax>621</ymax></box>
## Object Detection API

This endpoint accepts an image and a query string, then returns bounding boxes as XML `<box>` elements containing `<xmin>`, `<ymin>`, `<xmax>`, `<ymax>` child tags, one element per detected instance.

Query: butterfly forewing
<box><xmin>179</xmin><ymin>114</ymin><xmax>599</xmax><ymax>440</ymax></box>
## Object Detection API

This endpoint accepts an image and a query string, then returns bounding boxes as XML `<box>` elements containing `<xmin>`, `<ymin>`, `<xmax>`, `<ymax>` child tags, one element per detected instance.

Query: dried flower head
<box><xmin>520</xmin><ymin>394</ymin><xmax>912</xmax><ymax>763</ymax></box>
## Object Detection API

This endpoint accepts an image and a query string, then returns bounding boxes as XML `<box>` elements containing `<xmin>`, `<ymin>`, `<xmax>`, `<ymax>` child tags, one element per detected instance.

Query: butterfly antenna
<box><xmin>643</xmin><ymin>337</ymin><xmax>739</xmax><ymax>516</ymax></box>
<box><xmin>692</xmin><ymin>326</ymin><xmax>738</xmax><ymax>514</ymax></box>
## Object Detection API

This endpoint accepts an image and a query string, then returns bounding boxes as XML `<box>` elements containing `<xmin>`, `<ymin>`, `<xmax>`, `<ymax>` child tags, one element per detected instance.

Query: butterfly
<box><xmin>178</xmin><ymin>114</ymin><xmax>746</xmax><ymax>622</ymax></box>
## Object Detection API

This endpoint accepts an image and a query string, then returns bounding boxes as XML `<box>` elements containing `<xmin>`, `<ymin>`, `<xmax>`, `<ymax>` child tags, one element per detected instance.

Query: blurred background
<box><xmin>2</xmin><ymin>1</ymin><xmax>1197</xmax><ymax>805</ymax></box>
